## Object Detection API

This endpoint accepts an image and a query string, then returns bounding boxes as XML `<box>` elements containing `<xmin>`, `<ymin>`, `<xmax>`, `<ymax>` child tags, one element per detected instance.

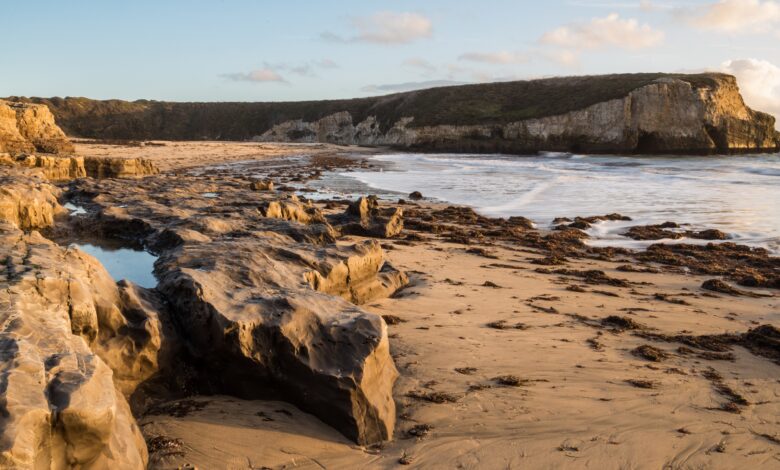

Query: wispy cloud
<box><xmin>321</xmin><ymin>12</ymin><xmax>432</xmax><ymax>44</ymax></box>
<box><xmin>540</xmin><ymin>13</ymin><xmax>665</xmax><ymax>50</ymax></box>
<box><xmin>458</xmin><ymin>51</ymin><xmax>528</xmax><ymax>65</ymax></box>
<box><xmin>222</xmin><ymin>68</ymin><xmax>288</xmax><ymax>83</ymax></box>
<box><xmin>223</xmin><ymin>60</ymin><xmax>339</xmax><ymax>84</ymax></box>
<box><xmin>566</xmin><ymin>0</ymin><xmax>684</xmax><ymax>10</ymax></box>
<box><xmin>681</xmin><ymin>0</ymin><xmax>780</xmax><ymax>34</ymax></box>
<box><xmin>361</xmin><ymin>80</ymin><xmax>467</xmax><ymax>94</ymax></box>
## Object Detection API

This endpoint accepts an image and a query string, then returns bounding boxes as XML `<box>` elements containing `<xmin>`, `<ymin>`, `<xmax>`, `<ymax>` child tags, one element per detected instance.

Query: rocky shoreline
<box><xmin>1</xmin><ymin>131</ymin><xmax>779</xmax><ymax>467</ymax></box>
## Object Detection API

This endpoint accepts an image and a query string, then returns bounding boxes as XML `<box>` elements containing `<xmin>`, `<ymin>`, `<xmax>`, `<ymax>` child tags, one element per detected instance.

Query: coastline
<box><xmin>85</xmin><ymin>142</ymin><xmax>780</xmax><ymax>469</ymax></box>
<box><xmin>2</xmin><ymin>141</ymin><xmax>778</xmax><ymax>469</ymax></box>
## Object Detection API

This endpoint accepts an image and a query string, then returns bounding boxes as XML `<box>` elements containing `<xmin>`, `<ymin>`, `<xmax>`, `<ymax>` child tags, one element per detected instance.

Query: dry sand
<box><xmin>74</xmin><ymin>140</ymin><xmax>378</xmax><ymax>172</ymax></box>
<box><xmin>88</xmin><ymin>142</ymin><xmax>779</xmax><ymax>469</ymax></box>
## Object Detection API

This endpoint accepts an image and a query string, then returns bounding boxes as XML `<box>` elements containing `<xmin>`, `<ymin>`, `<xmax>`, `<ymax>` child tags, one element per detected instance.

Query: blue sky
<box><xmin>2</xmin><ymin>0</ymin><xmax>780</xmax><ymax>119</ymax></box>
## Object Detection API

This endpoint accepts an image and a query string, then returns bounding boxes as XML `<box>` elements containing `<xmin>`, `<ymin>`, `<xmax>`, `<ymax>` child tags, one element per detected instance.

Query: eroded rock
<box><xmin>155</xmin><ymin>235</ymin><xmax>400</xmax><ymax>444</ymax></box>
<box><xmin>0</xmin><ymin>100</ymin><xmax>74</xmax><ymax>155</ymax></box>
<box><xmin>0</xmin><ymin>225</ymin><xmax>162</xmax><ymax>468</ymax></box>
<box><xmin>336</xmin><ymin>196</ymin><xmax>404</xmax><ymax>238</ymax></box>
<box><xmin>0</xmin><ymin>167</ymin><xmax>64</xmax><ymax>229</ymax></box>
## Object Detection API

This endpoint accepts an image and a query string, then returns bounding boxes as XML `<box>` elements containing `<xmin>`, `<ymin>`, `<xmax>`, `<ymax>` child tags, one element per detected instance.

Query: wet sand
<box><xmin>87</xmin><ymin>141</ymin><xmax>779</xmax><ymax>469</ymax></box>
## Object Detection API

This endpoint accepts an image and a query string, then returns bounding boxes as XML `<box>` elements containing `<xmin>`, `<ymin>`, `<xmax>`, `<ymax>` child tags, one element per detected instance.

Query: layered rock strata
<box><xmin>9</xmin><ymin>154</ymin><xmax>158</xmax><ymax>180</ymax></box>
<box><xmin>256</xmin><ymin>77</ymin><xmax>779</xmax><ymax>153</ymax></box>
<box><xmin>17</xmin><ymin>73</ymin><xmax>779</xmax><ymax>154</ymax></box>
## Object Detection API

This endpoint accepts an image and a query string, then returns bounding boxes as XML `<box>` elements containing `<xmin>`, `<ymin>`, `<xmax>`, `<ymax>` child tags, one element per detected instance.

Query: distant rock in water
<box><xmin>9</xmin><ymin>73</ymin><xmax>779</xmax><ymax>154</ymax></box>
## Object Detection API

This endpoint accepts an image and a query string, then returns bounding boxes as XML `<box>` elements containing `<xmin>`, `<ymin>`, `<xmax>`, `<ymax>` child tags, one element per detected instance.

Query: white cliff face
<box><xmin>254</xmin><ymin>77</ymin><xmax>779</xmax><ymax>154</ymax></box>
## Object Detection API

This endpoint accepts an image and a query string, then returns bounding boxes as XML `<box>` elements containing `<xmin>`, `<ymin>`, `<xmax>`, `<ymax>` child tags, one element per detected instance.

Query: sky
<box><xmin>2</xmin><ymin>0</ymin><xmax>780</xmax><ymax>121</ymax></box>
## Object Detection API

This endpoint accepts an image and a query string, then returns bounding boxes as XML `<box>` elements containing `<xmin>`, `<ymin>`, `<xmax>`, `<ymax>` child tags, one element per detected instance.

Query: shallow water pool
<box><xmin>75</xmin><ymin>243</ymin><xmax>158</xmax><ymax>288</ymax></box>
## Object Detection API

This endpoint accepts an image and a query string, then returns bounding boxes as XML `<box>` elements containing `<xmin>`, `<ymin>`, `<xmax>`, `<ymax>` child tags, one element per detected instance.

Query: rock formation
<box><xmin>0</xmin><ymin>167</ymin><xmax>65</xmax><ymax>229</ymax></box>
<box><xmin>10</xmin><ymin>154</ymin><xmax>158</xmax><ymax>180</ymax></box>
<box><xmin>0</xmin><ymin>100</ymin><xmax>74</xmax><ymax>155</ymax></box>
<box><xmin>256</xmin><ymin>76</ymin><xmax>779</xmax><ymax>154</ymax></box>
<box><xmin>0</xmin><ymin>225</ymin><xmax>158</xmax><ymax>468</ymax></box>
<box><xmin>0</xmin><ymin>99</ymin><xmax>159</xmax><ymax>180</ymax></box>
<box><xmin>334</xmin><ymin>195</ymin><xmax>405</xmax><ymax>238</ymax></box>
<box><xmin>13</xmin><ymin>73</ymin><xmax>780</xmax><ymax>154</ymax></box>
<box><xmin>56</xmin><ymin>173</ymin><xmax>407</xmax><ymax>445</ymax></box>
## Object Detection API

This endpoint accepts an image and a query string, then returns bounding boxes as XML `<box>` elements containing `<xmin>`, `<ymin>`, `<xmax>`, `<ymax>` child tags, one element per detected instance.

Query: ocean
<box><xmin>325</xmin><ymin>152</ymin><xmax>780</xmax><ymax>254</ymax></box>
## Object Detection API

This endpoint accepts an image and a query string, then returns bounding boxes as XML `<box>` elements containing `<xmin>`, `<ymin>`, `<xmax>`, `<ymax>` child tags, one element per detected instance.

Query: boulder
<box><xmin>337</xmin><ymin>196</ymin><xmax>404</xmax><ymax>238</ymax></box>
<box><xmin>155</xmin><ymin>234</ymin><xmax>401</xmax><ymax>445</ymax></box>
<box><xmin>250</xmin><ymin>179</ymin><xmax>274</xmax><ymax>191</ymax></box>
<box><xmin>0</xmin><ymin>167</ymin><xmax>65</xmax><ymax>229</ymax></box>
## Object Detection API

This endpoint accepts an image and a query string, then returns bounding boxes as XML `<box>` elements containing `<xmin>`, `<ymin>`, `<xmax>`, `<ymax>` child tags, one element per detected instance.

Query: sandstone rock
<box><xmin>0</xmin><ymin>167</ymin><xmax>64</xmax><ymax>229</ymax></box>
<box><xmin>63</xmin><ymin>174</ymin><xmax>406</xmax><ymax>445</ymax></box>
<box><xmin>0</xmin><ymin>100</ymin><xmax>74</xmax><ymax>155</ymax></box>
<box><xmin>14</xmin><ymin>153</ymin><xmax>87</xmax><ymax>180</ymax></box>
<box><xmin>250</xmin><ymin>179</ymin><xmax>274</xmax><ymax>191</ymax></box>
<box><xmin>84</xmin><ymin>156</ymin><xmax>159</xmax><ymax>178</ymax></box>
<box><xmin>260</xmin><ymin>198</ymin><xmax>325</xmax><ymax>224</ymax></box>
<box><xmin>304</xmin><ymin>239</ymin><xmax>409</xmax><ymax>304</ymax></box>
<box><xmin>155</xmin><ymin>235</ymin><xmax>400</xmax><ymax>445</ymax></box>
<box><xmin>0</xmin><ymin>225</ymin><xmax>153</xmax><ymax>468</ymax></box>
<box><xmin>337</xmin><ymin>196</ymin><xmax>404</xmax><ymax>238</ymax></box>
<box><xmin>9</xmin><ymin>153</ymin><xmax>158</xmax><ymax>180</ymax></box>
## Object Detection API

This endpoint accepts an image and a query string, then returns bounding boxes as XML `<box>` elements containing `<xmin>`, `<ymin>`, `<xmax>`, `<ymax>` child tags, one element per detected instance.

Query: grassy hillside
<box><xmin>7</xmin><ymin>73</ymin><xmax>730</xmax><ymax>141</ymax></box>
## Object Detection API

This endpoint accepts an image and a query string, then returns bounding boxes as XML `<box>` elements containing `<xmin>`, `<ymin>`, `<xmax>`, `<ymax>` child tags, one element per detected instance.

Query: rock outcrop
<box><xmin>334</xmin><ymin>195</ymin><xmax>405</xmax><ymax>238</ymax></box>
<box><xmin>0</xmin><ymin>225</ymin><xmax>162</xmax><ymax>469</ymax></box>
<box><xmin>6</xmin><ymin>154</ymin><xmax>159</xmax><ymax>180</ymax></box>
<box><xmin>156</xmin><ymin>236</ymin><xmax>399</xmax><ymax>444</ymax></box>
<box><xmin>0</xmin><ymin>100</ymin><xmax>74</xmax><ymax>155</ymax></box>
<box><xmin>0</xmin><ymin>167</ymin><xmax>65</xmax><ymax>229</ymax></box>
<box><xmin>59</xmin><ymin>173</ymin><xmax>407</xmax><ymax>445</ymax></box>
<box><xmin>16</xmin><ymin>73</ymin><xmax>779</xmax><ymax>154</ymax></box>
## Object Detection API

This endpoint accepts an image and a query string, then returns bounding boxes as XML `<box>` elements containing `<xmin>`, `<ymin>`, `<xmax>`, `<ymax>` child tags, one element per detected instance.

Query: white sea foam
<box><xmin>337</xmin><ymin>152</ymin><xmax>780</xmax><ymax>253</ymax></box>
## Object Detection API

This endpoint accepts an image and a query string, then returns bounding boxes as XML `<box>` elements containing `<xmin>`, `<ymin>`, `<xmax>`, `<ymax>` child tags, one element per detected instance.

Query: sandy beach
<box><xmin>73</xmin><ymin>140</ymin><xmax>379</xmax><ymax>172</ymax></box>
<box><xmin>71</xmin><ymin>142</ymin><xmax>779</xmax><ymax>470</ymax></box>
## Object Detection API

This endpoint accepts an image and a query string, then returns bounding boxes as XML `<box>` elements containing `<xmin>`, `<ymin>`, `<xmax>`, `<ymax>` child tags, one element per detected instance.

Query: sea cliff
<box><xmin>9</xmin><ymin>73</ymin><xmax>780</xmax><ymax>154</ymax></box>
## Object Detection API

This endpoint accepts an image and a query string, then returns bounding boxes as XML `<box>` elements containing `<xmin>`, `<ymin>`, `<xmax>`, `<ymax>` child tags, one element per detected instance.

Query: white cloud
<box><xmin>322</xmin><ymin>12</ymin><xmax>432</xmax><ymax>44</ymax></box>
<box><xmin>458</xmin><ymin>51</ymin><xmax>528</xmax><ymax>65</ymax></box>
<box><xmin>540</xmin><ymin>13</ymin><xmax>665</xmax><ymax>49</ymax></box>
<box><xmin>222</xmin><ymin>68</ymin><xmax>287</xmax><ymax>83</ymax></box>
<box><xmin>720</xmin><ymin>58</ymin><xmax>780</xmax><ymax>128</ymax></box>
<box><xmin>686</xmin><ymin>0</ymin><xmax>780</xmax><ymax>33</ymax></box>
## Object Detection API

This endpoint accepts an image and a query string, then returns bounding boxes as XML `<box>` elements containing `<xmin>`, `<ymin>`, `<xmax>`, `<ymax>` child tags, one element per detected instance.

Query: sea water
<box><xmin>338</xmin><ymin>152</ymin><xmax>780</xmax><ymax>253</ymax></box>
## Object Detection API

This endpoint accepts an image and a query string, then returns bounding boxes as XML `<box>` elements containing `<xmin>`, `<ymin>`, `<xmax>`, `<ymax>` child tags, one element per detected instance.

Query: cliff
<box><xmin>8</xmin><ymin>73</ymin><xmax>780</xmax><ymax>154</ymax></box>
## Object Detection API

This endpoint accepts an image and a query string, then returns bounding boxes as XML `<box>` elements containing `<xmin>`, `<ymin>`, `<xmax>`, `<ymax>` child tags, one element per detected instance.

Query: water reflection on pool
<box><xmin>74</xmin><ymin>243</ymin><xmax>158</xmax><ymax>288</ymax></box>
